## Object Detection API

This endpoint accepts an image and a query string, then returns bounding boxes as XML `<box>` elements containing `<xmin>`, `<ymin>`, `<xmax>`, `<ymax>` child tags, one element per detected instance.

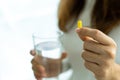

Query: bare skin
<box><xmin>76</xmin><ymin>27</ymin><xmax>120</xmax><ymax>80</ymax></box>
<box><xmin>30</xmin><ymin>50</ymin><xmax>67</xmax><ymax>80</ymax></box>
<box><xmin>30</xmin><ymin>27</ymin><xmax>120</xmax><ymax>80</ymax></box>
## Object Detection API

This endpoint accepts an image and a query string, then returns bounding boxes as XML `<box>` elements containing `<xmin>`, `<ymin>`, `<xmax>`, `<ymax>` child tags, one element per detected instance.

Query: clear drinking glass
<box><xmin>32</xmin><ymin>31</ymin><xmax>62</xmax><ymax>80</ymax></box>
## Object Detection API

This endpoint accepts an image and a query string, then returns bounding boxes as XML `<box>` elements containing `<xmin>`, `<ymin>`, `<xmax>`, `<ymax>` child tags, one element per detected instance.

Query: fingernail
<box><xmin>30</xmin><ymin>50</ymin><xmax>36</xmax><ymax>56</ymax></box>
<box><xmin>76</xmin><ymin>28</ymin><xmax>81</xmax><ymax>33</ymax></box>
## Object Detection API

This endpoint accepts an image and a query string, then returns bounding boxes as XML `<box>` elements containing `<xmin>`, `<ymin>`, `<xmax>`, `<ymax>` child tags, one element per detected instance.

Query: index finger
<box><xmin>76</xmin><ymin>27</ymin><xmax>114</xmax><ymax>45</ymax></box>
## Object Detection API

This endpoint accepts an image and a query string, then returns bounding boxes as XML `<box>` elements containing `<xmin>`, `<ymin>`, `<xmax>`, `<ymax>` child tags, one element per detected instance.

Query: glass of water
<box><xmin>32</xmin><ymin>31</ymin><xmax>62</xmax><ymax>80</ymax></box>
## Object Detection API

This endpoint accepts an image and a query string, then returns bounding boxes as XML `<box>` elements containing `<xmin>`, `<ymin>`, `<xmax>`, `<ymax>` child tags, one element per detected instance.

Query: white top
<box><xmin>59</xmin><ymin>0</ymin><xmax>120</xmax><ymax>80</ymax></box>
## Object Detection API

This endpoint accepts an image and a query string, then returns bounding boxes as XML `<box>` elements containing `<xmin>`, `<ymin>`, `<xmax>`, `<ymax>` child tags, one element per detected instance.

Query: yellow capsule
<box><xmin>77</xmin><ymin>20</ymin><xmax>82</xmax><ymax>28</ymax></box>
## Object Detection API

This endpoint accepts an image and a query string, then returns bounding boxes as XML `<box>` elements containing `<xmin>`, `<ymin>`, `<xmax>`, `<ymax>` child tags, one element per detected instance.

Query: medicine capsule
<box><xmin>77</xmin><ymin>20</ymin><xmax>82</xmax><ymax>28</ymax></box>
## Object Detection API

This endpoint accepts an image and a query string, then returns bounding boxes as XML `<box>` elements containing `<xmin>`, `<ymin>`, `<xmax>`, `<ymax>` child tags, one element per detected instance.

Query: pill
<box><xmin>77</xmin><ymin>20</ymin><xmax>82</xmax><ymax>28</ymax></box>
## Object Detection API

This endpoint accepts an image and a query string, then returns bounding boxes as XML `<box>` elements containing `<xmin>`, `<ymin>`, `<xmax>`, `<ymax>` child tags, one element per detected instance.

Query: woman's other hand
<box><xmin>30</xmin><ymin>50</ymin><xmax>67</xmax><ymax>80</ymax></box>
<box><xmin>76</xmin><ymin>27</ymin><xmax>120</xmax><ymax>80</ymax></box>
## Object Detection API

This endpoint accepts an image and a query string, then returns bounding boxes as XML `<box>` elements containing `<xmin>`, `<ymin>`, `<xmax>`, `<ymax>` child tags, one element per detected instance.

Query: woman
<box><xmin>30</xmin><ymin>0</ymin><xmax>120</xmax><ymax>80</ymax></box>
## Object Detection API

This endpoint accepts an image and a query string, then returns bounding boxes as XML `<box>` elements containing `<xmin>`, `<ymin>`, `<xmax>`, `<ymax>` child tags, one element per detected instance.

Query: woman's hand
<box><xmin>30</xmin><ymin>50</ymin><xmax>67</xmax><ymax>80</ymax></box>
<box><xmin>76</xmin><ymin>27</ymin><xmax>120</xmax><ymax>80</ymax></box>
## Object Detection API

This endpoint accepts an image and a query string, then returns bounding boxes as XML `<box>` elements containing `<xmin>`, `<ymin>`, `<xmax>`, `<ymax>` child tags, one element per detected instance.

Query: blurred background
<box><xmin>0</xmin><ymin>0</ymin><xmax>61</xmax><ymax>80</ymax></box>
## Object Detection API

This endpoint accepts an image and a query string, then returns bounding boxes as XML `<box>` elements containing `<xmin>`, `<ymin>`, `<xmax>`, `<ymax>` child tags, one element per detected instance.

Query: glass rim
<box><xmin>32</xmin><ymin>31</ymin><xmax>63</xmax><ymax>39</ymax></box>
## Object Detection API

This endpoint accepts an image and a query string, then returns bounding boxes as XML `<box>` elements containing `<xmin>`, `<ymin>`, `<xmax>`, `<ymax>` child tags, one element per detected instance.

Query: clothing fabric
<box><xmin>59</xmin><ymin>0</ymin><xmax>120</xmax><ymax>80</ymax></box>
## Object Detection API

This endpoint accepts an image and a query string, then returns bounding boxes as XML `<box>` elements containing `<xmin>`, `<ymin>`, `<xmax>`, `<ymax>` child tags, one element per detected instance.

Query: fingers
<box><xmin>31</xmin><ymin>58</ymin><xmax>46</xmax><ymax>74</ymax></box>
<box><xmin>30</xmin><ymin>50</ymin><xmax>66</xmax><ymax>79</ymax></box>
<box><xmin>76</xmin><ymin>27</ymin><xmax>115</xmax><ymax>45</ymax></box>
<box><xmin>31</xmin><ymin>58</ymin><xmax>47</xmax><ymax>79</ymax></box>
<box><xmin>76</xmin><ymin>27</ymin><xmax>117</xmax><ymax>79</ymax></box>
<box><xmin>84</xmin><ymin>60</ymin><xmax>99</xmax><ymax>74</ymax></box>
<box><xmin>83</xmin><ymin>39</ymin><xmax>108</xmax><ymax>56</ymax></box>
<box><xmin>82</xmin><ymin>50</ymin><xmax>102</xmax><ymax>65</ymax></box>
<box><xmin>30</xmin><ymin>50</ymin><xmax>44</xmax><ymax>79</ymax></box>
<box><xmin>76</xmin><ymin>27</ymin><xmax>116</xmax><ymax>58</ymax></box>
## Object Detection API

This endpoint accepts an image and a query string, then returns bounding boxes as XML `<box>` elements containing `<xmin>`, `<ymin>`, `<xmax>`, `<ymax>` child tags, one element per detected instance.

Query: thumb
<box><xmin>61</xmin><ymin>52</ymin><xmax>67</xmax><ymax>60</ymax></box>
<box><xmin>30</xmin><ymin>50</ymin><xmax>36</xmax><ymax>56</ymax></box>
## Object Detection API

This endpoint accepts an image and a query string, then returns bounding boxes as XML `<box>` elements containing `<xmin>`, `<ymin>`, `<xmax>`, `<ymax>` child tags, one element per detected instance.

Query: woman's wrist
<box><xmin>96</xmin><ymin>63</ymin><xmax>120</xmax><ymax>80</ymax></box>
<box><xmin>112</xmin><ymin>63</ymin><xmax>120</xmax><ymax>80</ymax></box>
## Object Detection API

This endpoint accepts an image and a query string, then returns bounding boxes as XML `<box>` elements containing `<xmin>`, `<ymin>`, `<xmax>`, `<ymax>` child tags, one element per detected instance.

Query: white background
<box><xmin>0</xmin><ymin>0</ymin><xmax>60</xmax><ymax>80</ymax></box>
